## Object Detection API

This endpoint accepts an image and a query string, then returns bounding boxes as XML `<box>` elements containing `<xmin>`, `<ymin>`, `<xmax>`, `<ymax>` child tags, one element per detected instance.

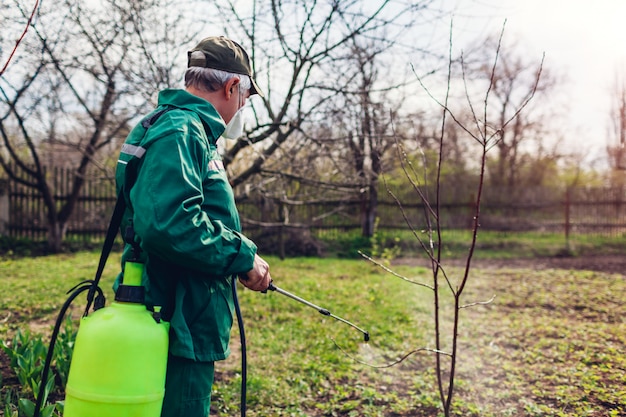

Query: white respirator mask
<box><xmin>222</xmin><ymin>83</ymin><xmax>248</xmax><ymax>139</ymax></box>
<box><xmin>222</xmin><ymin>107</ymin><xmax>245</xmax><ymax>139</ymax></box>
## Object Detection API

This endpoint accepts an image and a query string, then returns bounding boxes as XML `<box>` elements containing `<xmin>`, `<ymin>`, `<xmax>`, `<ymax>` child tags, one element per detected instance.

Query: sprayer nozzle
<box><xmin>364</xmin><ymin>332</ymin><xmax>370</xmax><ymax>342</ymax></box>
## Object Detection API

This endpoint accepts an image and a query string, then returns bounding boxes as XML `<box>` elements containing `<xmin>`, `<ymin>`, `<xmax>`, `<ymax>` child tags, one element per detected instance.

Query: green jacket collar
<box><xmin>157</xmin><ymin>89</ymin><xmax>226</xmax><ymax>141</ymax></box>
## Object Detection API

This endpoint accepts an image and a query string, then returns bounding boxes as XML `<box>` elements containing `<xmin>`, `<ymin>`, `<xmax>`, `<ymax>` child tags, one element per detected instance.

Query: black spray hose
<box><xmin>231</xmin><ymin>278</ymin><xmax>370</xmax><ymax>417</ymax></box>
<box><xmin>34</xmin><ymin>281</ymin><xmax>105</xmax><ymax>417</ymax></box>
<box><xmin>231</xmin><ymin>276</ymin><xmax>247</xmax><ymax>417</ymax></box>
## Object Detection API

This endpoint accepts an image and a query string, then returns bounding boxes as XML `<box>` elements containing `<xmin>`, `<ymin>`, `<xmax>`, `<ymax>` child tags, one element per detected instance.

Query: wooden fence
<box><xmin>1</xmin><ymin>166</ymin><xmax>626</xmax><ymax>242</ymax></box>
<box><xmin>0</xmin><ymin>166</ymin><xmax>117</xmax><ymax>241</ymax></box>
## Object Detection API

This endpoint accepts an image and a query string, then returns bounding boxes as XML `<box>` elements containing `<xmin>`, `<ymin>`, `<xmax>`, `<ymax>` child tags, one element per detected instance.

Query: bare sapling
<box><xmin>362</xmin><ymin>22</ymin><xmax>543</xmax><ymax>416</ymax></box>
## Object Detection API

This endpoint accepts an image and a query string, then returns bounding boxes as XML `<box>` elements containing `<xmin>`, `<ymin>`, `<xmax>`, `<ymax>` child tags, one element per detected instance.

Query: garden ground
<box><xmin>1</xmin><ymin>252</ymin><xmax>624</xmax><ymax>416</ymax></box>
<box><xmin>212</xmin><ymin>254</ymin><xmax>626</xmax><ymax>416</ymax></box>
<box><xmin>395</xmin><ymin>253</ymin><xmax>626</xmax><ymax>275</ymax></box>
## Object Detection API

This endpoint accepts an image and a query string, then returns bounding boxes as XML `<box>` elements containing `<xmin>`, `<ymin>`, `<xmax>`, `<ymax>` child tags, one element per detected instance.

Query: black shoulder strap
<box><xmin>141</xmin><ymin>106</ymin><xmax>171</xmax><ymax>129</ymax></box>
<box><xmin>84</xmin><ymin>106</ymin><xmax>172</xmax><ymax>316</ymax></box>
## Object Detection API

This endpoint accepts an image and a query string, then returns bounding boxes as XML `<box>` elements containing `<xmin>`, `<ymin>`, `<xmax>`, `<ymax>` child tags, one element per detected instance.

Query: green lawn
<box><xmin>1</xmin><ymin>252</ymin><xmax>624</xmax><ymax>416</ymax></box>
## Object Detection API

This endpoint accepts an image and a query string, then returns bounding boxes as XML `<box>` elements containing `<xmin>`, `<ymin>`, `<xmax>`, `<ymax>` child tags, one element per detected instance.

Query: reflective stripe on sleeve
<box><xmin>120</xmin><ymin>144</ymin><xmax>147</xmax><ymax>159</ymax></box>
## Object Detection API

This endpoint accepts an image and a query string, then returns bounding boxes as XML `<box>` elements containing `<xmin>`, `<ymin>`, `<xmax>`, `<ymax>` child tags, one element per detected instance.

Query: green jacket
<box><xmin>115</xmin><ymin>89</ymin><xmax>257</xmax><ymax>362</ymax></box>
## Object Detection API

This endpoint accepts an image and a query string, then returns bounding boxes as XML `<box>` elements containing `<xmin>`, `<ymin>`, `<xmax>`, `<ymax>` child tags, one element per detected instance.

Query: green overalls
<box><xmin>115</xmin><ymin>88</ymin><xmax>257</xmax><ymax>416</ymax></box>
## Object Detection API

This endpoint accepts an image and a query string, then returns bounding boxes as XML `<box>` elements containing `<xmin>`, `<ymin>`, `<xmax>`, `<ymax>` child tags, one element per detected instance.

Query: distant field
<box><xmin>1</xmin><ymin>252</ymin><xmax>624</xmax><ymax>416</ymax></box>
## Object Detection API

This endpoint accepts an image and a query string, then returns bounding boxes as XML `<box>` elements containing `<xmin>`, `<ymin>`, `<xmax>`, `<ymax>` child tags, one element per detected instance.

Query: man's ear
<box><xmin>224</xmin><ymin>77</ymin><xmax>240</xmax><ymax>101</ymax></box>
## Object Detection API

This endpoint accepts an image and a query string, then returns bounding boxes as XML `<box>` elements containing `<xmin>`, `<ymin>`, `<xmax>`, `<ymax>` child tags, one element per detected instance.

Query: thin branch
<box><xmin>411</xmin><ymin>63</ymin><xmax>480</xmax><ymax>144</ymax></box>
<box><xmin>460</xmin><ymin>295</ymin><xmax>496</xmax><ymax>309</ymax></box>
<box><xmin>390</xmin><ymin>133</ymin><xmax>438</xmax><ymax>220</ymax></box>
<box><xmin>486</xmin><ymin>53</ymin><xmax>545</xmax><ymax>149</ymax></box>
<box><xmin>378</xmin><ymin>181</ymin><xmax>456</xmax><ymax>294</ymax></box>
<box><xmin>460</xmin><ymin>51</ymin><xmax>485</xmax><ymax>144</ymax></box>
<box><xmin>0</xmin><ymin>0</ymin><xmax>40</xmax><ymax>76</ymax></box>
<box><xmin>332</xmin><ymin>339</ymin><xmax>451</xmax><ymax>369</ymax></box>
<box><xmin>358</xmin><ymin>251</ymin><xmax>434</xmax><ymax>290</ymax></box>
<box><xmin>483</xmin><ymin>21</ymin><xmax>507</xmax><ymax>139</ymax></box>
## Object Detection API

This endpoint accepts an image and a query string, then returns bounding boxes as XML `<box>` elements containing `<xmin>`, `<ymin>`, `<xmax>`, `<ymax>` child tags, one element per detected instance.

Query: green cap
<box><xmin>188</xmin><ymin>36</ymin><xmax>264</xmax><ymax>97</ymax></box>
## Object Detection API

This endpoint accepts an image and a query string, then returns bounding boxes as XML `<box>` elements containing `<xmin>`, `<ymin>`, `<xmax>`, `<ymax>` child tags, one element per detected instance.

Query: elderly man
<box><xmin>115</xmin><ymin>36</ymin><xmax>271</xmax><ymax>417</ymax></box>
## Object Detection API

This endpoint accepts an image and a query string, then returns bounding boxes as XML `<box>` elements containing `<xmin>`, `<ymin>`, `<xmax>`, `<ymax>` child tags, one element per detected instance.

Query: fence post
<box><xmin>564</xmin><ymin>187</ymin><xmax>571</xmax><ymax>249</ymax></box>
<box><xmin>0</xmin><ymin>179</ymin><xmax>8</xmax><ymax>235</ymax></box>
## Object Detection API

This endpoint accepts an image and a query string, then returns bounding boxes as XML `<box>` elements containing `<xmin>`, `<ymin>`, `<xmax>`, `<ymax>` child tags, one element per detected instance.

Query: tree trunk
<box><xmin>47</xmin><ymin>219</ymin><xmax>67</xmax><ymax>253</ymax></box>
<box><xmin>361</xmin><ymin>180</ymin><xmax>378</xmax><ymax>238</ymax></box>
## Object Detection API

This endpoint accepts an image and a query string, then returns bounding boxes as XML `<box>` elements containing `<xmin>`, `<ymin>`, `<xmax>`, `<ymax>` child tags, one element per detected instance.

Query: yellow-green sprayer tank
<box><xmin>64</xmin><ymin>261</ymin><xmax>169</xmax><ymax>417</ymax></box>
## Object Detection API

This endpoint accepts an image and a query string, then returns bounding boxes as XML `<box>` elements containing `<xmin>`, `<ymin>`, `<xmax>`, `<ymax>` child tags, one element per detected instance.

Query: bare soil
<box><xmin>395</xmin><ymin>254</ymin><xmax>626</xmax><ymax>275</ymax></box>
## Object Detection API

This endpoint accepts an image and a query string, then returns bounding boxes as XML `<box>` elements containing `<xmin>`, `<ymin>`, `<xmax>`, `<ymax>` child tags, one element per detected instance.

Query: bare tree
<box><xmin>364</xmin><ymin>25</ymin><xmax>543</xmax><ymax>416</ymax></box>
<box><xmin>304</xmin><ymin>39</ymin><xmax>407</xmax><ymax>238</ymax></box>
<box><xmin>0</xmin><ymin>0</ymin><xmax>196</xmax><ymax>251</ymax></box>
<box><xmin>606</xmin><ymin>70</ymin><xmax>626</xmax><ymax>179</ymax></box>
<box><xmin>2</xmin><ymin>0</ymin><xmax>445</xmax><ymax>250</ymax></box>
<box><xmin>201</xmin><ymin>0</ymin><xmax>438</xmax><ymax>242</ymax></box>
<box><xmin>208</xmin><ymin>1</ymin><xmax>433</xmax><ymax>179</ymax></box>
<box><xmin>462</xmin><ymin>35</ymin><xmax>557</xmax><ymax>189</ymax></box>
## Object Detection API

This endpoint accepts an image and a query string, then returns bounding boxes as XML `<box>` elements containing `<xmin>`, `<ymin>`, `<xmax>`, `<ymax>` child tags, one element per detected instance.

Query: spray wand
<box><xmin>236</xmin><ymin>279</ymin><xmax>369</xmax><ymax>417</ymax></box>
<box><xmin>264</xmin><ymin>282</ymin><xmax>370</xmax><ymax>342</ymax></box>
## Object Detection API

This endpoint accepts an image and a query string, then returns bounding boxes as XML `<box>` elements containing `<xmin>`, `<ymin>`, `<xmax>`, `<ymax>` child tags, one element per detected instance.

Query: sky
<box><xmin>446</xmin><ymin>0</ymin><xmax>626</xmax><ymax>167</ymax></box>
<box><xmin>5</xmin><ymin>0</ymin><xmax>623</xmax><ymax>167</ymax></box>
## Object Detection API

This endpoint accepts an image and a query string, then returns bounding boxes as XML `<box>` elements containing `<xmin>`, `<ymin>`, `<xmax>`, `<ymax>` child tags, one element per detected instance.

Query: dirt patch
<box><xmin>390</xmin><ymin>254</ymin><xmax>626</xmax><ymax>415</ymax></box>
<box><xmin>394</xmin><ymin>254</ymin><xmax>626</xmax><ymax>275</ymax></box>
<box><xmin>0</xmin><ymin>349</ymin><xmax>18</xmax><ymax>386</ymax></box>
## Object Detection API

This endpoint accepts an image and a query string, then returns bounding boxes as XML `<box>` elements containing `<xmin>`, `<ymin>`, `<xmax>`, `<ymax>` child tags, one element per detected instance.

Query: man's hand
<box><xmin>239</xmin><ymin>254</ymin><xmax>271</xmax><ymax>291</ymax></box>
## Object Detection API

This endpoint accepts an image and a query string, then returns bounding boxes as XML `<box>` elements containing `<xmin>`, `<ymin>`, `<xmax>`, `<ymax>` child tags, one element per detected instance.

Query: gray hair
<box><xmin>185</xmin><ymin>64</ymin><xmax>251</xmax><ymax>94</ymax></box>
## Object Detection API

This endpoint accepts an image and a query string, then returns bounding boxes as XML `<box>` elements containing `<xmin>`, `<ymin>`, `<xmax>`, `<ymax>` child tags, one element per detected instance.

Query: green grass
<box><xmin>213</xmin><ymin>257</ymin><xmax>434</xmax><ymax>416</ymax></box>
<box><xmin>342</xmin><ymin>229</ymin><xmax>626</xmax><ymax>260</ymax></box>
<box><xmin>1</xmin><ymin>251</ymin><xmax>625</xmax><ymax>416</ymax></box>
<box><xmin>0</xmin><ymin>252</ymin><xmax>119</xmax><ymax>337</ymax></box>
